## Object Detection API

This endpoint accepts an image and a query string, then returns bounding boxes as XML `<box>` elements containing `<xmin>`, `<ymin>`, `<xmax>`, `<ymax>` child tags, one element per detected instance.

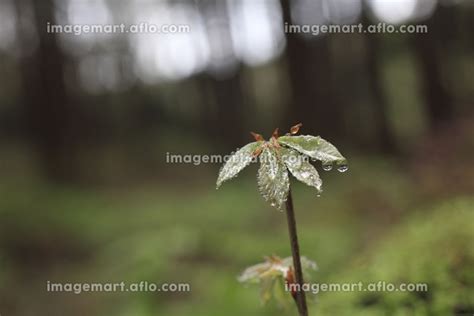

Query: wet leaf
<box><xmin>216</xmin><ymin>141</ymin><xmax>263</xmax><ymax>189</ymax></box>
<box><xmin>257</xmin><ymin>147</ymin><xmax>290</xmax><ymax>211</ymax></box>
<box><xmin>281</xmin><ymin>148</ymin><xmax>322</xmax><ymax>192</ymax></box>
<box><xmin>278</xmin><ymin>135</ymin><xmax>346</xmax><ymax>165</ymax></box>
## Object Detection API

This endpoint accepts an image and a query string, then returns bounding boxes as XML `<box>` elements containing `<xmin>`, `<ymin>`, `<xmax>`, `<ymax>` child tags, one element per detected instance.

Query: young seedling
<box><xmin>216</xmin><ymin>123</ymin><xmax>347</xmax><ymax>315</ymax></box>
<box><xmin>238</xmin><ymin>255</ymin><xmax>317</xmax><ymax>307</ymax></box>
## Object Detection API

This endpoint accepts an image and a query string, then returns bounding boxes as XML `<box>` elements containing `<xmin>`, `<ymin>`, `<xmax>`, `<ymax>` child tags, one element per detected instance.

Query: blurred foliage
<box><xmin>315</xmin><ymin>198</ymin><xmax>474</xmax><ymax>315</ymax></box>
<box><xmin>1</xmin><ymin>155</ymin><xmax>472</xmax><ymax>315</ymax></box>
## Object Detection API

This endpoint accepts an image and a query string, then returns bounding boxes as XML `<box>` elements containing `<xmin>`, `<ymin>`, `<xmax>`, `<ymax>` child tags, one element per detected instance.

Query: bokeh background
<box><xmin>0</xmin><ymin>0</ymin><xmax>473</xmax><ymax>315</ymax></box>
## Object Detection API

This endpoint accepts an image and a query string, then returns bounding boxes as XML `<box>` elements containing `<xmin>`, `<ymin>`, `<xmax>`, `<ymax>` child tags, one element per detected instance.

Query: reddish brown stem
<box><xmin>285</xmin><ymin>188</ymin><xmax>308</xmax><ymax>316</ymax></box>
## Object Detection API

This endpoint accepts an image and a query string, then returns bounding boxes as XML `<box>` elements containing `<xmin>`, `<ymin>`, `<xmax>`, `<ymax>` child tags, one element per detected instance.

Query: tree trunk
<box><xmin>16</xmin><ymin>0</ymin><xmax>78</xmax><ymax>182</ymax></box>
<box><xmin>280</xmin><ymin>0</ymin><xmax>343</xmax><ymax>139</ymax></box>
<box><xmin>362</xmin><ymin>8</ymin><xmax>397</xmax><ymax>153</ymax></box>
<box><xmin>412</xmin><ymin>5</ymin><xmax>454</xmax><ymax>131</ymax></box>
<box><xmin>197</xmin><ymin>0</ymin><xmax>246</xmax><ymax>146</ymax></box>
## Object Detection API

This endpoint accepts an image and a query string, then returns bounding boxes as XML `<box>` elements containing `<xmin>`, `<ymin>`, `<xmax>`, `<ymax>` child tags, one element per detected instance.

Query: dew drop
<box><xmin>322</xmin><ymin>163</ymin><xmax>333</xmax><ymax>171</ymax></box>
<box><xmin>337</xmin><ymin>164</ymin><xmax>348</xmax><ymax>173</ymax></box>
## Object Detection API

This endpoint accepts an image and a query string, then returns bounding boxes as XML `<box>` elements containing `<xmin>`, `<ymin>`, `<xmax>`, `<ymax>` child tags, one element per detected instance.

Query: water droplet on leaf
<box><xmin>337</xmin><ymin>164</ymin><xmax>348</xmax><ymax>172</ymax></box>
<box><xmin>322</xmin><ymin>162</ymin><xmax>333</xmax><ymax>171</ymax></box>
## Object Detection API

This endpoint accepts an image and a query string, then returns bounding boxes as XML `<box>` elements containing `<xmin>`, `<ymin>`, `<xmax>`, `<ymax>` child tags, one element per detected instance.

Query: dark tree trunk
<box><xmin>196</xmin><ymin>0</ymin><xmax>246</xmax><ymax>146</ymax></box>
<box><xmin>362</xmin><ymin>8</ymin><xmax>397</xmax><ymax>153</ymax></box>
<box><xmin>280</xmin><ymin>0</ymin><xmax>343</xmax><ymax>139</ymax></box>
<box><xmin>15</xmin><ymin>0</ymin><xmax>79</xmax><ymax>183</ymax></box>
<box><xmin>412</xmin><ymin>5</ymin><xmax>455</xmax><ymax>131</ymax></box>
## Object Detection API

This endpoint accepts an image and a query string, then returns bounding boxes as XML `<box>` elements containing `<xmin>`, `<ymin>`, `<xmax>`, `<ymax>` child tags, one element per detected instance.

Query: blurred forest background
<box><xmin>0</xmin><ymin>0</ymin><xmax>473</xmax><ymax>315</ymax></box>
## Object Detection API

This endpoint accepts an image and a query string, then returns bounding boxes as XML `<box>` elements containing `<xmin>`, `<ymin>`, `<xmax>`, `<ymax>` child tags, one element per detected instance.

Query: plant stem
<box><xmin>285</xmin><ymin>187</ymin><xmax>308</xmax><ymax>316</ymax></box>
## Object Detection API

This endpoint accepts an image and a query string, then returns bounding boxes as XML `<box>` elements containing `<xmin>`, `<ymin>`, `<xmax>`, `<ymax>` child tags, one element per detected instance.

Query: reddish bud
<box><xmin>272</xmin><ymin>128</ymin><xmax>279</xmax><ymax>139</ymax></box>
<box><xmin>285</xmin><ymin>267</ymin><xmax>297</xmax><ymax>299</ymax></box>
<box><xmin>250</xmin><ymin>132</ymin><xmax>264</xmax><ymax>142</ymax></box>
<box><xmin>290</xmin><ymin>123</ymin><xmax>303</xmax><ymax>135</ymax></box>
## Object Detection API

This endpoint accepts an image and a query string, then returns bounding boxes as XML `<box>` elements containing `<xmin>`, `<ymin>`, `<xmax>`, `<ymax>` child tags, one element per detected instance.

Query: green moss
<box><xmin>315</xmin><ymin>198</ymin><xmax>474</xmax><ymax>315</ymax></box>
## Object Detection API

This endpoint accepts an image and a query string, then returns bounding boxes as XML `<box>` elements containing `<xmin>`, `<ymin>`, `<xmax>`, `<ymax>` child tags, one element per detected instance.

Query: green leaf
<box><xmin>260</xmin><ymin>278</ymin><xmax>276</xmax><ymax>304</ymax></box>
<box><xmin>257</xmin><ymin>147</ymin><xmax>290</xmax><ymax>211</ymax></box>
<box><xmin>281</xmin><ymin>148</ymin><xmax>322</xmax><ymax>193</ymax></box>
<box><xmin>273</xmin><ymin>278</ymin><xmax>293</xmax><ymax>309</ymax></box>
<box><xmin>216</xmin><ymin>141</ymin><xmax>263</xmax><ymax>189</ymax></box>
<box><xmin>278</xmin><ymin>135</ymin><xmax>346</xmax><ymax>165</ymax></box>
